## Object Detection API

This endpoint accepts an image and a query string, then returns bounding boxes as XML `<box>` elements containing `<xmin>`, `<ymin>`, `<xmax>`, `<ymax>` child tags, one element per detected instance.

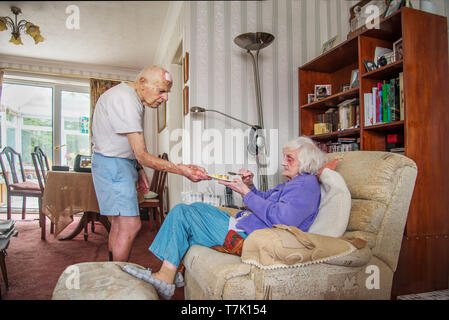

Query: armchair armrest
<box><xmin>183</xmin><ymin>245</ymin><xmax>250</xmax><ymax>299</ymax></box>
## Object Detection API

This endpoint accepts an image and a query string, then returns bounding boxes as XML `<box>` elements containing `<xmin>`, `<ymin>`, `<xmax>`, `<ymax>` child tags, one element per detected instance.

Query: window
<box><xmin>1</xmin><ymin>82</ymin><xmax>53</xmax><ymax>168</ymax></box>
<box><xmin>0</xmin><ymin>73</ymin><xmax>90</xmax><ymax>209</ymax></box>
<box><xmin>61</xmin><ymin>90</ymin><xmax>91</xmax><ymax>167</ymax></box>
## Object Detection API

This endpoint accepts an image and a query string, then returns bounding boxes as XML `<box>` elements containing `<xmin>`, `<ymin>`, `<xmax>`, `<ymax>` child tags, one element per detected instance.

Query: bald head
<box><xmin>136</xmin><ymin>65</ymin><xmax>172</xmax><ymax>87</ymax></box>
<box><xmin>134</xmin><ymin>65</ymin><xmax>173</xmax><ymax>108</ymax></box>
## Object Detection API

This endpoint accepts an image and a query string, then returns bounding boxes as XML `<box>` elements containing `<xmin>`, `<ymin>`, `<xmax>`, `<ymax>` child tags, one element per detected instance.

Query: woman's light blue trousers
<box><xmin>149</xmin><ymin>202</ymin><xmax>247</xmax><ymax>267</ymax></box>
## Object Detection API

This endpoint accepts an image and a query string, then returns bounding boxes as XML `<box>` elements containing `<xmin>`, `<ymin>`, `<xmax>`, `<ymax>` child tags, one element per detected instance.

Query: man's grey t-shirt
<box><xmin>92</xmin><ymin>82</ymin><xmax>144</xmax><ymax>159</ymax></box>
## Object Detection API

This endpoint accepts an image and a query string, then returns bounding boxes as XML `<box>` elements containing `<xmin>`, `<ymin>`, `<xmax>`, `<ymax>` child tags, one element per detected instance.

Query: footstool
<box><xmin>52</xmin><ymin>261</ymin><xmax>159</xmax><ymax>300</ymax></box>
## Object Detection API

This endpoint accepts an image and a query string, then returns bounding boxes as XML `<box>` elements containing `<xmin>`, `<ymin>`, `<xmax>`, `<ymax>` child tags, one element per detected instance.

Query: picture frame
<box><xmin>183</xmin><ymin>52</ymin><xmax>189</xmax><ymax>84</ymax></box>
<box><xmin>363</xmin><ymin>60</ymin><xmax>377</xmax><ymax>72</ymax></box>
<box><xmin>321</xmin><ymin>35</ymin><xmax>339</xmax><ymax>54</ymax></box>
<box><xmin>183</xmin><ymin>85</ymin><xmax>189</xmax><ymax>116</ymax></box>
<box><xmin>384</xmin><ymin>0</ymin><xmax>404</xmax><ymax>18</ymax></box>
<box><xmin>350</xmin><ymin>69</ymin><xmax>359</xmax><ymax>88</ymax></box>
<box><xmin>307</xmin><ymin>94</ymin><xmax>315</xmax><ymax>104</ymax></box>
<box><xmin>393</xmin><ymin>38</ymin><xmax>403</xmax><ymax>61</ymax></box>
<box><xmin>314</xmin><ymin>85</ymin><xmax>332</xmax><ymax>100</ymax></box>
<box><xmin>157</xmin><ymin>100</ymin><xmax>167</xmax><ymax>133</ymax></box>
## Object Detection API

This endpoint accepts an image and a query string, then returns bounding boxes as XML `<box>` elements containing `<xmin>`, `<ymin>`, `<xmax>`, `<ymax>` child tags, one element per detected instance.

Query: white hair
<box><xmin>283</xmin><ymin>136</ymin><xmax>327</xmax><ymax>175</ymax></box>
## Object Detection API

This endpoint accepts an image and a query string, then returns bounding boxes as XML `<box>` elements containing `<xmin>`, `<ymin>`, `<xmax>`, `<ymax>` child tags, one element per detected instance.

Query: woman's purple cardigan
<box><xmin>236</xmin><ymin>173</ymin><xmax>321</xmax><ymax>235</ymax></box>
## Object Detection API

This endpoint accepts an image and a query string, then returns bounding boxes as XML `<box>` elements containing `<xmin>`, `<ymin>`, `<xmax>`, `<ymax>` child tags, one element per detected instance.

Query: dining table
<box><xmin>41</xmin><ymin>171</ymin><xmax>110</xmax><ymax>241</ymax></box>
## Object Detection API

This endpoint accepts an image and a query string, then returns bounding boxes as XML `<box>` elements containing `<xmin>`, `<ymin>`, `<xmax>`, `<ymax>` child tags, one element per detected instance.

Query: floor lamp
<box><xmin>233</xmin><ymin>32</ymin><xmax>275</xmax><ymax>191</ymax></box>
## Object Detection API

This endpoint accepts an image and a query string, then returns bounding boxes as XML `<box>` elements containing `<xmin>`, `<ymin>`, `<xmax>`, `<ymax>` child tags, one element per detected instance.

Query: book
<box><xmin>399</xmin><ymin>72</ymin><xmax>404</xmax><ymax>121</ymax></box>
<box><xmin>390</xmin><ymin>78</ymin><xmax>400</xmax><ymax>121</ymax></box>
<box><xmin>364</xmin><ymin>93</ymin><xmax>372</xmax><ymax>126</ymax></box>
<box><xmin>382</xmin><ymin>82</ymin><xmax>389</xmax><ymax>123</ymax></box>
<box><xmin>377</xmin><ymin>83</ymin><xmax>383</xmax><ymax>122</ymax></box>
<box><xmin>372</xmin><ymin>87</ymin><xmax>378</xmax><ymax>125</ymax></box>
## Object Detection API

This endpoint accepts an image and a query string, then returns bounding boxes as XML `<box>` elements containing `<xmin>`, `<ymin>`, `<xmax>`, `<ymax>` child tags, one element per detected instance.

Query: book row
<box><xmin>364</xmin><ymin>72</ymin><xmax>404</xmax><ymax>126</ymax></box>
<box><xmin>314</xmin><ymin>99</ymin><xmax>360</xmax><ymax>135</ymax></box>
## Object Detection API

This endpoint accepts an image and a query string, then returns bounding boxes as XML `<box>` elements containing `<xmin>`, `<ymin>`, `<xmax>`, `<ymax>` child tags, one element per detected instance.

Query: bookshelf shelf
<box><xmin>309</xmin><ymin>128</ymin><xmax>360</xmax><ymax>141</ymax></box>
<box><xmin>363</xmin><ymin>120</ymin><xmax>404</xmax><ymax>132</ymax></box>
<box><xmin>301</xmin><ymin>87</ymin><xmax>359</xmax><ymax>110</ymax></box>
<box><xmin>362</xmin><ymin>60</ymin><xmax>403</xmax><ymax>80</ymax></box>
<box><xmin>299</xmin><ymin>7</ymin><xmax>449</xmax><ymax>297</ymax></box>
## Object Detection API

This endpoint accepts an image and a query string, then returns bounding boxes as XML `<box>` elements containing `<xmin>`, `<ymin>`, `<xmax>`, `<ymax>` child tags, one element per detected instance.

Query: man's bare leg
<box><xmin>108</xmin><ymin>216</ymin><xmax>120</xmax><ymax>261</ymax></box>
<box><xmin>112</xmin><ymin>216</ymin><xmax>141</xmax><ymax>261</ymax></box>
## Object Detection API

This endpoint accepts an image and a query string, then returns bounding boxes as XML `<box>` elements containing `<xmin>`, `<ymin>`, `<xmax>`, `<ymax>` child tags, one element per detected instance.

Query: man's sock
<box><xmin>109</xmin><ymin>251</ymin><xmax>113</xmax><ymax>261</ymax></box>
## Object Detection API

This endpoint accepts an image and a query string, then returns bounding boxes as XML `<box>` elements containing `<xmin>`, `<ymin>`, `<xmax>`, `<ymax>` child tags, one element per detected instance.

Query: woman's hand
<box><xmin>178</xmin><ymin>164</ymin><xmax>211</xmax><ymax>182</ymax></box>
<box><xmin>219</xmin><ymin>178</ymin><xmax>251</xmax><ymax>197</ymax></box>
<box><xmin>238</xmin><ymin>169</ymin><xmax>254</xmax><ymax>189</ymax></box>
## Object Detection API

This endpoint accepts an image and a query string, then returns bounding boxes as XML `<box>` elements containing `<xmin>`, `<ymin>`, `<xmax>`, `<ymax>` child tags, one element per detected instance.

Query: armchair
<box><xmin>183</xmin><ymin>151</ymin><xmax>417</xmax><ymax>300</ymax></box>
<box><xmin>52</xmin><ymin>151</ymin><xmax>417</xmax><ymax>300</ymax></box>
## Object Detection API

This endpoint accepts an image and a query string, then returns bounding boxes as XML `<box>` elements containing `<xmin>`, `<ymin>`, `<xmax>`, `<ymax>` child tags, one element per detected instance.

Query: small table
<box><xmin>41</xmin><ymin>171</ymin><xmax>110</xmax><ymax>241</ymax></box>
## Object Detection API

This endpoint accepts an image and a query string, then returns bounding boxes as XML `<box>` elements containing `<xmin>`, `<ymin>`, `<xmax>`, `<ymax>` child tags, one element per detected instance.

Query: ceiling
<box><xmin>0</xmin><ymin>1</ymin><xmax>170</xmax><ymax>71</ymax></box>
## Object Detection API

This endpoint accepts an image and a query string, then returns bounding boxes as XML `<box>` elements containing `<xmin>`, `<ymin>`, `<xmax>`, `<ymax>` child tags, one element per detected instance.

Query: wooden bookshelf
<box><xmin>299</xmin><ymin>7</ymin><xmax>449</xmax><ymax>298</ymax></box>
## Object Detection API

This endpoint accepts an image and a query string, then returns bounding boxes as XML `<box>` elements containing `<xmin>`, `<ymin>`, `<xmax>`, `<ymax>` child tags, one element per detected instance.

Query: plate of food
<box><xmin>208</xmin><ymin>174</ymin><xmax>232</xmax><ymax>182</ymax></box>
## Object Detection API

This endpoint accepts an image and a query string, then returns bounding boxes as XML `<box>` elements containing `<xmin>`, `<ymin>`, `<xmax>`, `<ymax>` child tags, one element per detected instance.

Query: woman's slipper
<box><xmin>122</xmin><ymin>265</ymin><xmax>175</xmax><ymax>300</ymax></box>
<box><xmin>145</xmin><ymin>267</ymin><xmax>184</xmax><ymax>288</ymax></box>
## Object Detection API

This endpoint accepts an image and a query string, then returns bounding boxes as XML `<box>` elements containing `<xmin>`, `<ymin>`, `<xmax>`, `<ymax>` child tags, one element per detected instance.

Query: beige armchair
<box><xmin>183</xmin><ymin>151</ymin><xmax>417</xmax><ymax>300</ymax></box>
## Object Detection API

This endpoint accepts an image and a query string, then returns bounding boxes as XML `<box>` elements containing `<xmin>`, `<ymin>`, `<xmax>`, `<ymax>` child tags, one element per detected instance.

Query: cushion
<box><xmin>241</xmin><ymin>224</ymin><xmax>356</xmax><ymax>269</ymax></box>
<box><xmin>143</xmin><ymin>191</ymin><xmax>158</xmax><ymax>199</ymax></box>
<box><xmin>11</xmin><ymin>181</ymin><xmax>41</xmax><ymax>191</ymax></box>
<box><xmin>52</xmin><ymin>262</ymin><xmax>159</xmax><ymax>300</ymax></box>
<box><xmin>308</xmin><ymin>168</ymin><xmax>351</xmax><ymax>237</ymax></box>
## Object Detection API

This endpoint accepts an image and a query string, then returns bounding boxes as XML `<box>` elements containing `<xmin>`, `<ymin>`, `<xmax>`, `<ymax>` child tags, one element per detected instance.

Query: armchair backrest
<box><xmin>327</xmin><ymin>151</ymin><xmax>417</xmax><ymax>272</ymax></box>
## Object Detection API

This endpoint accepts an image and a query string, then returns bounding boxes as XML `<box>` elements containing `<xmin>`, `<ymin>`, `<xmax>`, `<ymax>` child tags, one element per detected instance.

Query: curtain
<box><xmin>89</xmin><ymin>78</ymin><xmax>121</xmax><ymax>145</ymax></box>
<box><xmin>0</xmin><ymin>69</ymin><xmax>4</xmax><ymax>105</ymax></box>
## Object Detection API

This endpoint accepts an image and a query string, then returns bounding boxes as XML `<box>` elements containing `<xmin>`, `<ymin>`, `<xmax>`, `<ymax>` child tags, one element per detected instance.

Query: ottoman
<box><xmin>52</xmin><ymin>261</ymin><xmax>159</xmax><ymax>300</ymax></box>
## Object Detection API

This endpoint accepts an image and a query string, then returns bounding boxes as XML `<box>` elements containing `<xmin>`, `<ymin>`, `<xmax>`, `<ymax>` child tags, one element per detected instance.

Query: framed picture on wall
<box><xmin>183</xmin><ymin>85</ymin><xmax>189</xmax><ymax>116</ymax></box>
<box><xmin>158</xmin><ymin>100</ymin><xmax>166</xmax><ymax>133</ymax></box>
<box><xmin>183</xmin><ymin>52</ymin><xmax>189</xmax><ymax>84</ymax></box>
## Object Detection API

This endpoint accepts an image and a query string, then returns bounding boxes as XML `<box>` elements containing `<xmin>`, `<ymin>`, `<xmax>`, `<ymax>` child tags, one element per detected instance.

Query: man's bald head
<box><xmin>136</xmin><ymin>65</ymin><xmax>172</xmax><ymax>88</ymax></box>
<box><xmin>134</xmin><ymin>65</ymin><xmax>173</xmax><ymax>108</ymax></box>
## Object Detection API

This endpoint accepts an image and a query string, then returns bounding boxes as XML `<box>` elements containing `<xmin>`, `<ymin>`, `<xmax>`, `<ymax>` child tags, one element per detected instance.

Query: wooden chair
<box><xmin>31</xmin><ymin>146</ymin><xmax>55</xmax><ymax>237</ymax></box>
<box><xmin>0</xmin><ymin>146</ymin><xmax>42</xmax><ymax>219</ymax></box>
<box><xmin>139</xmin><ymin>153</ymin><xmax>168</xmax><ymax>231</ymax></box>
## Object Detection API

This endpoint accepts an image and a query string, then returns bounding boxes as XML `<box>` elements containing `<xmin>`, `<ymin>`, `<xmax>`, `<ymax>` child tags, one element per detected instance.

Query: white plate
<box><xmin>208</xmin><ymin>175</ymin><xmax>232</xmax><ymax>182</ymax></box>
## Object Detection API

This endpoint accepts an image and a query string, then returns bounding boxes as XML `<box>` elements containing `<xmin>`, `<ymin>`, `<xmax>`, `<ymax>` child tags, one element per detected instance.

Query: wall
<box><xmin>152</xmin><ymin>1</ymin><xmax>186</xmax><ymax>210</ymax></box>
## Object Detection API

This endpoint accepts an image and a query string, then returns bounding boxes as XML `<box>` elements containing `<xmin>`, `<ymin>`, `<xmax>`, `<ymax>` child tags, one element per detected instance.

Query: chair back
<box><xmin>31</xmin><ymin>146</ymin><xmax>50</xmax><ymax>192</ymax></box>
<box><xmin>327</xmin><ymin>151</ymin><xmax>417</xmax><ymax>272</ymax></box>
<box><xmin>149</xmin><ymin>153</ymin><xmax>169</xmax><ymax>198</ymax></box>
<box><xmin>0</xmin><ymin>146</ymin><xmax>26</xmax><ymax>190</ymax></box>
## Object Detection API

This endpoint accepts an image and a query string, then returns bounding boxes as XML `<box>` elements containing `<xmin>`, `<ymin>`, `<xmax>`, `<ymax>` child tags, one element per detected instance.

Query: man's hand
<box><xmin>136</xmin><ymin>168</ymin><xmax>150</xmax><ymax>194</ymax></box>
<box><xmin>178</xmin><ymin>164</ymin><xmax>211</xmax><ymax>182</ymax></box>
<box><xmin>219</xmin><ymin>178</ymin><xmax>251</xmax><ymax>197</ymax></box>
<box><xmin>238</xmin><ymin>169</ymin><xmax>254</xmax><ymax>189</ymax></box>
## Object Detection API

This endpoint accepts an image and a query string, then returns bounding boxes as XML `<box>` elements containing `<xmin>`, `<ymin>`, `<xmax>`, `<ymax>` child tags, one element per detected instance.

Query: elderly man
<box><xmin>122</xmin><ymin>136</ymin><xmax>328</xmax><ymax>299</ymax></box>
<box><xmin>91</xmin><ymin>65</ymin><xmax>210</xmax><ymax>262</ymax></box>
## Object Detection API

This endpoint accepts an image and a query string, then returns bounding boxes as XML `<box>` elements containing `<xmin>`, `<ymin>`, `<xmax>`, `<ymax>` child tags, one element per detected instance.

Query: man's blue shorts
<box><xmin>91</xmin><ymin>152</ymin><xmax>139</xmax><ymax>217</ymax></box>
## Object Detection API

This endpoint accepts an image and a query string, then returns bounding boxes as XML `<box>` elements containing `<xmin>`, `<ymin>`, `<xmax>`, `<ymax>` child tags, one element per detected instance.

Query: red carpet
<box><xmin>0</xmin><ymin>214</ymin><xmax>185</xmax><ymax>300</ymax></box>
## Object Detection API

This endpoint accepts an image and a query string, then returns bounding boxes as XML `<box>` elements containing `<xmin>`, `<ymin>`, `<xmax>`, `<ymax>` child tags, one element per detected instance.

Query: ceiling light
<box><xmin>0</xmin><ymin>6</ymin><xmax>44</xmax><ymax>45</ymax></box>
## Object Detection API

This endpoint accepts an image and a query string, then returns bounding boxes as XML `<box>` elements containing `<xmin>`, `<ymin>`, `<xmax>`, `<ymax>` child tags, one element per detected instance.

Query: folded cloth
<box><xmin>122</xmin><ymin>265</ymin><xmax>175</xmax><ymax>300</ymax></box>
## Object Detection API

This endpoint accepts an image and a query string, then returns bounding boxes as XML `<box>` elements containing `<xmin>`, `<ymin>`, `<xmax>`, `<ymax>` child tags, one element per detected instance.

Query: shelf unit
<box><xmin>299</xmin><ymin>7</ymin><xmax>449</xmax><ymax>298</ymax></box>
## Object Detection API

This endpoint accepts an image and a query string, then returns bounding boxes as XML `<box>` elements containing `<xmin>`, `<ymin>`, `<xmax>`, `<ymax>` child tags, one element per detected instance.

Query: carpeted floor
<box><xmin>0</xmin><ymin>214</ymin><xmax>185</xmax><ymax>300</ymax></box>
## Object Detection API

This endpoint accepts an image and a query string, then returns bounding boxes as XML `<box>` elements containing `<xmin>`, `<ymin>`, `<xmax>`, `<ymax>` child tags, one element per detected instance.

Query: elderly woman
<box><xmin>123</xmin><ymin>136</ymin><xmax>327</xmax><ymax>299</ymax></box>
